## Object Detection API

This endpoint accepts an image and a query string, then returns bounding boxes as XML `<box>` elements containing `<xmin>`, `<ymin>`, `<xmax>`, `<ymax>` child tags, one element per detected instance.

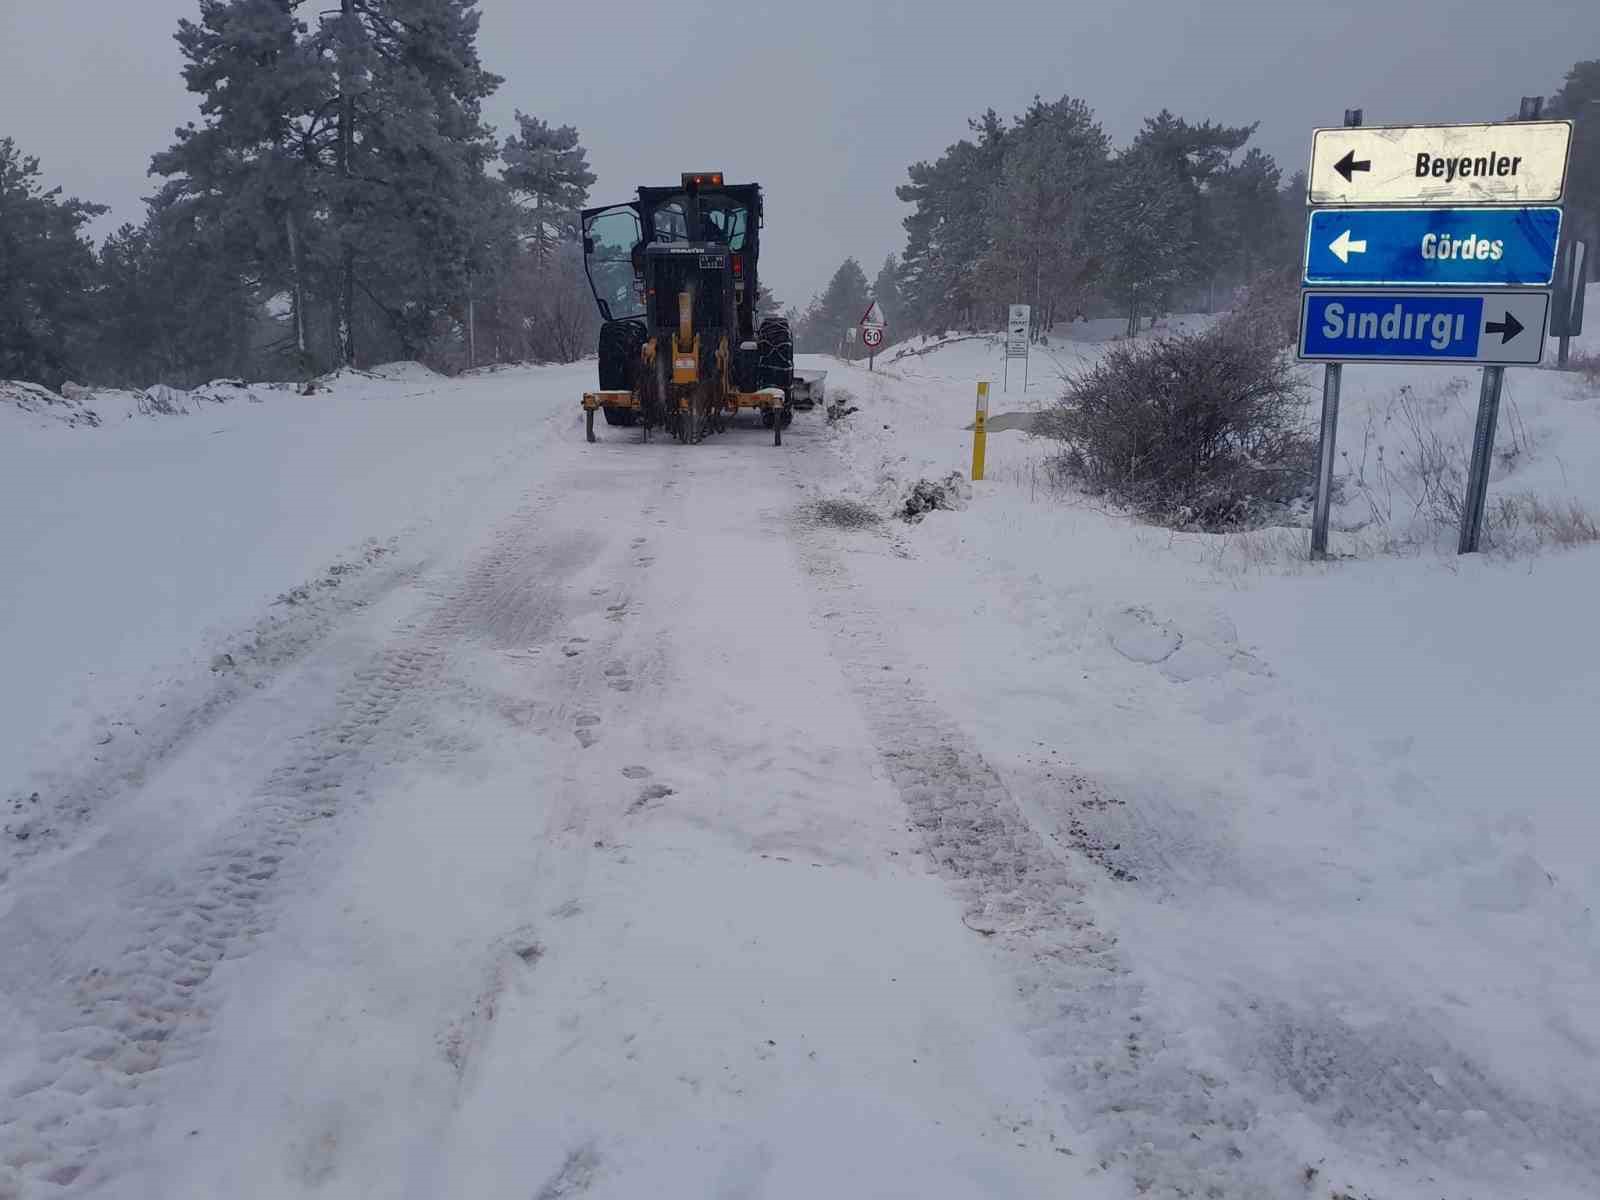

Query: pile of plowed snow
<box><xmin>0</xmin><ymin>361</ymin><xmax>453</xmax><ymax>430</ymax></box>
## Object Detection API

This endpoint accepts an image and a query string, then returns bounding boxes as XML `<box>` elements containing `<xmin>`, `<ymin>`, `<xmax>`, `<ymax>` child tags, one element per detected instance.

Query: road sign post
<box><xmin>1551</xmin><ymin>238</ymin><xmax>1588</xmax><ymax>368</ymax></box>
<box><xmin>1309</xmin><ymin>108</ymin><xmax>1364</xmax><ymax>561</ymax></box>
<box><xmin>1458</xmin><ymin>365</ymin><xmax>1506</xmax><ymax>554</ymax></box>
<box><xmin>1310</xmin><ymin>363</ymin><xmax>1342</xmax><ymax>559</ymax></box>
<box><xmin>1300</xmin><ymin>106</ymin><xmax>1570</xmax><ymax>557</ymax></box>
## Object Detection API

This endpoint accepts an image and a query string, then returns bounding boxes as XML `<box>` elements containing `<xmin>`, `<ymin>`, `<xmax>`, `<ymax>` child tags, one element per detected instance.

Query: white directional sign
<box><xmin>1006</xmin><ymin>304</ymin><xmax>1030</xmax><ymax>358</ymax></box>
<box><xmin>1309</xmin><ymin>120</ymin><xmax>1572</xmax><ymax>206</ymax></box>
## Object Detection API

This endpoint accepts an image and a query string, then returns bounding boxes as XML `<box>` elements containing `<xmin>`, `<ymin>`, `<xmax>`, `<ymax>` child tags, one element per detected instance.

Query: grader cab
<box><xmin>579</xmin><ymin>173</ymin><xmax>795</xmax><ymax>445</ymax></box>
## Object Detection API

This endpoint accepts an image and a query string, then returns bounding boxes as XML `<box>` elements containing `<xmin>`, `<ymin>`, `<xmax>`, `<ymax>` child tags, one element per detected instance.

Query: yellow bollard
<box><xmin>971</xmin><ymin>380</ymin><xmax>990</xmax><ymax>481</ymax></box>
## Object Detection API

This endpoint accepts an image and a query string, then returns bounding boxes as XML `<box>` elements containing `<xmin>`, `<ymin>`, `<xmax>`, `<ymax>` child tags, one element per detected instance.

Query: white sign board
<box><xmin>862</xmin><ymin>326</ymin><xmax>883</xmax><ymax>349</ymax></box>
<box><xmin>1006</xmin><ymin>303</ymin><xmax>1030</xmax><ymax>358</ymax></box>
<box><xmin>1308</xmin><ymin>120</ymin><xmax>1573</xmax><ymax>206</ymax></box>
<box><xmin>860</xmin><ymin>301</ymin><xmax>886</xmax><ymax>328</ymax></box>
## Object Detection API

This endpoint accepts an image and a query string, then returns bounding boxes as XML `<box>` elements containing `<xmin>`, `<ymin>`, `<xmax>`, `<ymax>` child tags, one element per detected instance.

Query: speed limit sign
<box><xmin>862</xmin><ymin>326</ymin><xmax>883</xmax><ymax>349</ymax></box>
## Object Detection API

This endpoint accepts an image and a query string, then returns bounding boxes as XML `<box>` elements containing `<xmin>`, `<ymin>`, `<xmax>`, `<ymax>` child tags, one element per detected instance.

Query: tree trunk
<box><xmin>337</xmin><ymin>0</ymin><xmax>357</xmax><ymax>368</ymax></box>
<box><xmin>285</xmin><ymin>208</ymin><xmax>307</xmax><ymax>367</ymax></box>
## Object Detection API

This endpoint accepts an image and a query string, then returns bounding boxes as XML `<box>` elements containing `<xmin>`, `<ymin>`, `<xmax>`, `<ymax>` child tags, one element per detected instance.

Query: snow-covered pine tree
<box><xmin>980</xmin><ymin>95</ymin><xmax>1109</xmax><ymax>333</ymax></box>
<box><xmin>1090</xmin><ymin>148</ymin><xmax>1192</xmax><ymax>337</ymax></box>
<box><xmin>871</xmin><ymin>255</ymin><xmax>901</xmax><ymax>330</ymax></box>
<box><xmin>0</xmin><ymin>139</ymin><xmax>106</xmax><ymax>387</ymax></box>
<box><xmin>502</xmin><ymin>114</ymin><xmax>597</xmax><ymax>264</ymax></box>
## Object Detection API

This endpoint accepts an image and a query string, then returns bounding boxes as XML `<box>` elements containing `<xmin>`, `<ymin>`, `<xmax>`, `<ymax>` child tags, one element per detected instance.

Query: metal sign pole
<box><xmin>1310</xmin><ymin>364</ymin><xmax>1342</xmax><ymax>558</ymax></box>
<box><xmin>1457</xmin><ymin>96</ymin><xmax>1544</xmax><ymax>553</ymax></box>
<box><xmin>1309</xmin><ymin>108</ymin><xmax>1362</xmax><ymax>561</ymax></box>
<box><xmin>1458</xmin><ymin>366</ymin><xmax>1504</xmax><ymax>553</ymax></box>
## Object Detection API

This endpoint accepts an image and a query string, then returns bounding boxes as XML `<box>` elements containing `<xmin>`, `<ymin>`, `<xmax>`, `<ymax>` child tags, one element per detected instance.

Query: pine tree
<box><xmin>871</xmin><ymin>255</ymin><xmax>901</xmax><ymax>327</ymax></box>
<box><xmin>1130</xmin><ymin>110</ymin><xmax>1256</xmax><ymax>302</ymax></box>
<box><xmin>895</xmin><ymin>110</ymin><xmax>1007</xmax><ymax>332</ymax></box>
<box><xmin>1548</xmin><ymin>60</ymin><xmax>1600</xmax><ymax>272</ymax></box>
<box><xmin>330</xmin><ymin>0</ymin><xmax>506</xmax><ymax>360</ymax></box>
<box><xmin>0</xmin><ymin>139</ymin><xmax>107</xmax><ymax>386</ymax></box>
<box><xmin>152</xmin><ymin>0</ymin><xmax>510</xmax><ymax>371</ymax></box>
<box><xmin>803</xmin><ymin>258</ymin><xmax>871</xmax><ymax>354</ymax></box>
<box><xmin>502</xmin><ymin>113</ymin><xmax>597</xmax><ymax>263</ymax></box>
<box><xmin>1208</xmin><ymin>147</ymin><xmax>1289</xmax><ymax>295</ymax></box>
<box><xmin>1091</xmin><ymin>149</ymin><xmax>1192</xmax><ymax>336</ymax></box>
<box><xmin>981</xmin><ymin>95</ymin><xmax>1109</xmax><ymax>331</ymax></box>
<box><xmin>153</xmin><ymin>0</ymin><xmax>333</xmax><ymax>370</ymax></box>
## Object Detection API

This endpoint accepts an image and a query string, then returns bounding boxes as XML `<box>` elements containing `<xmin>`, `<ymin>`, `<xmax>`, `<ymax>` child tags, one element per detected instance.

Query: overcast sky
<box><xmin>1</xmin><ymin>0</ymin><xmax>1595</xmax><ymax>309</ymax></box>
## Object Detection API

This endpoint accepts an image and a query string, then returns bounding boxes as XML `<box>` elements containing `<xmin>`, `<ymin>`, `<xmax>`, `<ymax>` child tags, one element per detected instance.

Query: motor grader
<box><xmin>579</xmin><ymin>173</ymin><xmax>795</xmax><ymax>445</ymax></box>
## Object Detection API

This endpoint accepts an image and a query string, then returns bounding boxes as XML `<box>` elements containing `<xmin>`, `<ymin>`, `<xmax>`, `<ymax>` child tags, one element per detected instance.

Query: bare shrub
<box><xmin>1567</xmin><ymin>350</ymin><xmax>1600</xmax><ymax>390</ymax></box>
<box><xmin>1036</xmin><ymin>321</ymin><xmax>1314</xmax><ymax>529</ymax></box>
<box><xmin>1218</xmin><ymin>265</ymin><xmax>1301</xmax><ymax>351</ymax></box>
<box><xmin>1490</xmin><ymin>493</ymin><xmax>1600</xmax><ymax>550</ymax></box>
<box><xmin>1346</xmin><ymin>380</ymin><xmax>1594</xmax><ymax>554</ymax></box>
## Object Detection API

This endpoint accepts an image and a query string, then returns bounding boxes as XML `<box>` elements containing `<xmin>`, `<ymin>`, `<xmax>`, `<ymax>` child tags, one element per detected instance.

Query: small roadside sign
<box><xmin>1298</xmin><ymin>289</ymin><xmax>1549</xmax><ymax>365</ymax></box>
<box><xmin>1004</xmin><ymin>303</ymin><xmax>1030</xmax><ymax>392</ymax></box>
<box><xmin>1006</xmin><ymin>304</ymin><xmax>1029</xmax><ymax>356</ymax></box>
<box><xmin>1303</xmin><ymin>207</ymin><xmax>1561</xmax><ymax>287</ymax></box>
<box><xmin>859</xmin><ymin>302</ymin><xmax>886</xmax><ymax>368</ymax></box>
<box><xmin>1308</xmin><ymin>120</ymin><xmax>1573</xmax><ymax>205</ymax></box>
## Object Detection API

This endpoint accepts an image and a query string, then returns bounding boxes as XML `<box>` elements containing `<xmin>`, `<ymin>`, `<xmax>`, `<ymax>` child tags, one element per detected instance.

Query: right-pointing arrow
<box><xmin>1485</xmin><ymin>311</ymin><xmax>1525</xmax><ymax>343</ymax></box>
<box><xmin>1329</xmin><ymin>229</ymin><xmax>1368</xmax><ymax>264</ymax></box>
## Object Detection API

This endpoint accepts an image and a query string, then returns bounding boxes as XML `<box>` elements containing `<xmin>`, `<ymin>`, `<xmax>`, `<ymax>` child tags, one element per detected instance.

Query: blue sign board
<box><xmin>1298</xmin><ymin>290</ymin><xmax>1549</xmax><ymax>365</ymax></box>
<box><xmin>1303</xmin><ymin>207</ymin><xmax>1561</xmax><ymax>286</ymax></box>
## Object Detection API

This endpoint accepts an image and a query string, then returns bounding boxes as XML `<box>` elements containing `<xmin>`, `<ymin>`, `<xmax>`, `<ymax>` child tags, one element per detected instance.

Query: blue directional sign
<box><xmin>1303</xmin><ymin>207</ymin><xmax>1561</xmax><ymax>286</ymax></box>
<box><xmin>1298</xmin><ymin>290</ymin><xmax>1549</xmax><ymax>365</ymax></box>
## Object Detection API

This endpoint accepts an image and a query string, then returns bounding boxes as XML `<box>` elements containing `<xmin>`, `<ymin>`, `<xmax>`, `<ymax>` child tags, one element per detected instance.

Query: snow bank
<box><xmin>0</xmin><ymin>377</ymin><xmax>279</xmax><ymax>428</ymax></box>
<box><xmin>0</xmin><ymin>379</ymin><xmax>102</xmax><ymax>428</ymax></box>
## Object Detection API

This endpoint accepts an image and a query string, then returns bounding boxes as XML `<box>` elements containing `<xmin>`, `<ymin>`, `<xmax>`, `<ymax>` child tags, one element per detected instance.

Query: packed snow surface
<box><xmin>1</xmin><ymin>307</ymin><xmax>1596</xmax><ymax>1199</ymax></box>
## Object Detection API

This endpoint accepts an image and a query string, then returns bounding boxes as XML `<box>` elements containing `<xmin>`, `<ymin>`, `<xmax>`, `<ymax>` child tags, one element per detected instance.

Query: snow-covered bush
<box><xmin>1219</xmin><ymin>265</ymin><xmax>1300</xmax><ymax>350</ymax></box>
<box><xmin>1037</xmin><ymin>322</ymin><xmax>1314</xmax><ymax>529</ymax></box>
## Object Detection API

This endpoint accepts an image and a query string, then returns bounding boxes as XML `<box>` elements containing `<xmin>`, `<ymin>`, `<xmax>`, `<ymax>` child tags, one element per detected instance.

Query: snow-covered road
<box><xmin>0</xmin><ymin>371</ymin><xmax>1109</xmax><ymax>1198</ymax></box>
<box><xmin>3</xmin><ymin>335</ymin><xmax>1598</xmax><ymax>1200</ymax></box>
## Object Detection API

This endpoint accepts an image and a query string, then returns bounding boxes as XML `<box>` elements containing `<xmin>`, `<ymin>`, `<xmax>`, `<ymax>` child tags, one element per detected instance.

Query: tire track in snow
<box><xmin>0</xmin><ymin>497</ymin><xmax>587</xmax><ymax>1199</ymax></box>
<box><xmin>789</xmin><ymin>520</ymin><xmax>1310</xmax><ymax>1199</ymax></box>
<box><xmin>790</xmin><ymin>514</ymin><xmax>1600</xmax><ymax>1198</ymax></box>
<box><xmin>1</xmin><ymin>540</ymin><xmax>421</xmax><ymax>877</ymax></box>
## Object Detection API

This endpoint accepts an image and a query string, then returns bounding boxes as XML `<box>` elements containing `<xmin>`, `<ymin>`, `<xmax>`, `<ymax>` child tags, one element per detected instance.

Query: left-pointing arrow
<box><xmin>1484</xmin><ymin>311</ymin><xmax>1525</xmax><ymax>343</ymax></box>
<box><xmin>1334</xmin><ymin>149</ymin><xmax>1371</xmax><ymax>183</ymax></box>
<box><xmin>1329</xmin><ymin>229</ymin><xmax>1368</xmax><ymax>263</ymax></box>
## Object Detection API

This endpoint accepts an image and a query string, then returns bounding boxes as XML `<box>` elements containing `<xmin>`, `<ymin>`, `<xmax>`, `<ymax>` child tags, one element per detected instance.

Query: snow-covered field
<box><xmin>1</xmin><ymin>309</ymin><xmax>1596</xmax><ymax>1199</ymax></box>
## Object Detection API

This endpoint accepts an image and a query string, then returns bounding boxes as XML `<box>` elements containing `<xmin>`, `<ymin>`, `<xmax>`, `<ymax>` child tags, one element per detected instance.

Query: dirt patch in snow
<box><xmin>810</xmin><ymin>497</ymin><xmax>882</xmax><ymax>529</ymax></box>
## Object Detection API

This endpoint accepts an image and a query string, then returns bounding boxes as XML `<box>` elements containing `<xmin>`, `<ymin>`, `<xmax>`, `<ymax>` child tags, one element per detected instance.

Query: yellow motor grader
<box><xmin>579</xmin><ymin>173</ymin><xmax>795</xmax><ymax>446</ymax></box>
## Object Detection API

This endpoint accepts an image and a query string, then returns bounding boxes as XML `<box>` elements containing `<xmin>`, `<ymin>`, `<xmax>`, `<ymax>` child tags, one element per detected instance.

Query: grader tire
<box><xmin>756</xmin><ymin>317</ymin><xmax>794</xmax><ymax>396</ymax></box>
<box><xmin>598</xmin><ymin>320</ymin><xmax>645</xmax><ymax>426</ymax></box>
